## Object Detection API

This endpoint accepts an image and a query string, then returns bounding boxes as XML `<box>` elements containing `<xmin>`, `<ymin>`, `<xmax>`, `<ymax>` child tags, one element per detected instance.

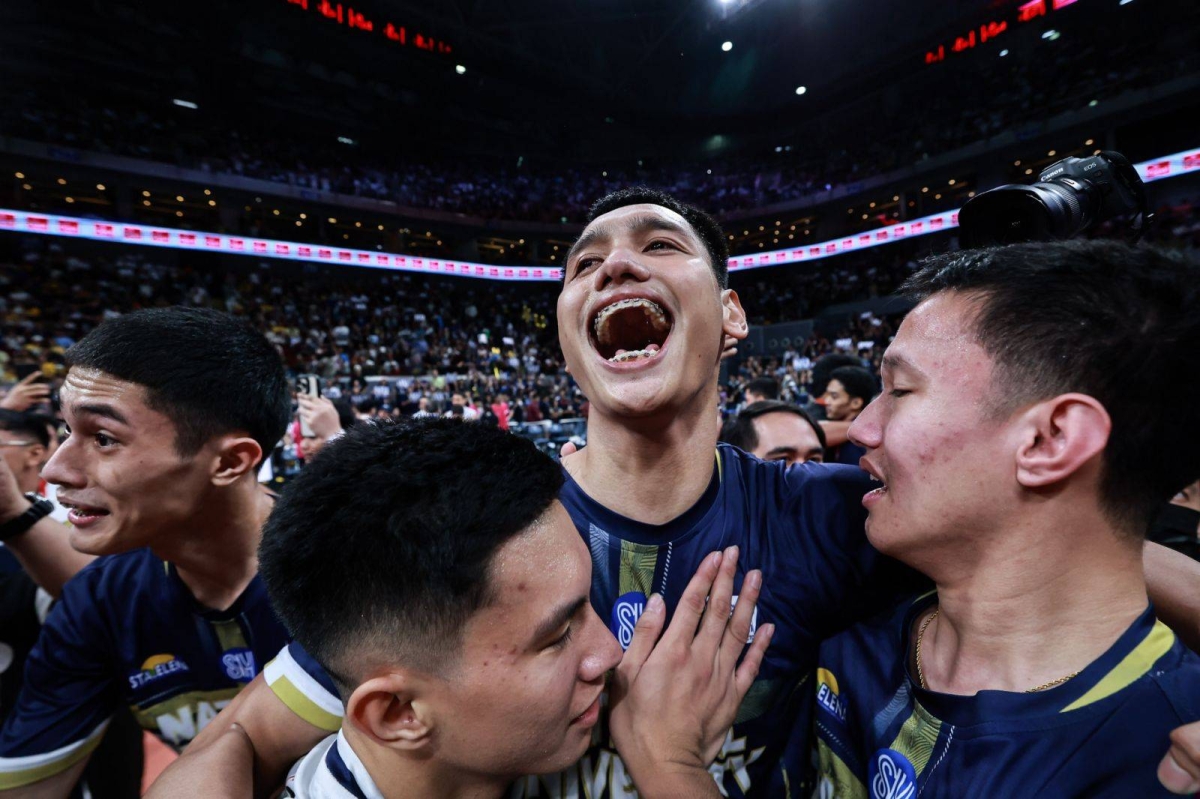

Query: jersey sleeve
<box><xmin>264</xmin><ymin>642</ymin><xmax>344</xmax><ymax>733</ymax></box>
<box><xmin>0</xmin><ymin>568</ymin><xmax>117</xmax><ymax>789</ymax></box>
<box><xmin>781</xmin><ymin>463</ymin><xmax>926</xmax><ymax>640</ymax></box>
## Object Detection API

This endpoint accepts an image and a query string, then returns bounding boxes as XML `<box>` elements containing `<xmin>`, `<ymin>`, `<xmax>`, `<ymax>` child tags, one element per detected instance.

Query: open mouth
<box><xmin>59</xmin><ymin>499</ymin><xmax>111</xmax><ymax>526</ymax></box>
<box><xmin>589</xmin><ymin>297</ymin><xmax>673</xmax><ymax>364</ymax></box>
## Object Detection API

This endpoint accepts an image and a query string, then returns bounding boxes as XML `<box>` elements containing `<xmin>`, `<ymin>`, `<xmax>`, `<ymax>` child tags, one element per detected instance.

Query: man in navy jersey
<box><xmin>814</xmin><ymin>241</ymin><xmax>1200</xmax><ymax>797</ymax></box>
<box><xmin>149</xmin><ymin>191</ymin><xmax>1200</xmax><ymax>798</ymax></box>
<box><xmin>0</xmin><ymin>307</ymin><xmax>292</xmax><ymax>795</ymax></box>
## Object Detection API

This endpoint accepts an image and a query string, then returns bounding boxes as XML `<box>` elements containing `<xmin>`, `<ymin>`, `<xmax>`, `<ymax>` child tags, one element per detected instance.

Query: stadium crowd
<box><xmin>3</xmin><ymin>6</ymin><xmax>1194</xmax><ymax>223</ymax></box>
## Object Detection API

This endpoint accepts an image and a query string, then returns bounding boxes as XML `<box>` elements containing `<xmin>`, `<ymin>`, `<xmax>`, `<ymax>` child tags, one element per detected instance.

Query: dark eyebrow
<box><xmin>765</xmin><ymin>446</ymin><xmax>797</xmax><ymax>459</ymax></box>
<box><xmin>882</xmin><ymin>352</ymin><xmax>924</xmax><ymax>378</ymax></box>
<box><xmin>74</xmin><ymin>403</ymin><xmax>131</xmax><ymax>426</ymax></box>
<box><xmin>564</xmin><ymin>214</ymin><xmax>694</xmax><ymax>277</ymax></box>
<box><xmin>530</xmin><ymin>596</ymin><xmax>589</xmax><ymax>645</ymax></box>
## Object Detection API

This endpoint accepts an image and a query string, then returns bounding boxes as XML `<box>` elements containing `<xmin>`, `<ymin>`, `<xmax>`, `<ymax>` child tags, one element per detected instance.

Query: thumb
<box><xmin>1159</xmin><ymin>751</ymin><xmax>1200</xmax><ymax>795</ymax></box>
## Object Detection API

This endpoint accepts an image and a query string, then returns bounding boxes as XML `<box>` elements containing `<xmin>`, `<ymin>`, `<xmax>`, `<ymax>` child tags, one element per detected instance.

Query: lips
<box><xmin>571</xmin><ymin>691</ymin><xmax>603</xmax><ymax>728</ymax></box>
<box><xmin>58</xmin><ymin>497</ymin><xmax>111</xmax><ymax>527</ymax></box>
<box><xmin>859</xmin><ymin>458</ymin><xmax>888</xmax><ymax>505</ymax></box>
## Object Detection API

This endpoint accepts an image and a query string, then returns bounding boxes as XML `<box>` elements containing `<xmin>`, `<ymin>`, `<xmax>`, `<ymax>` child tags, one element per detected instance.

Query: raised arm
<box><xmin>1145</xmin><ymin>542</ymin><xmax>1200</xmax><ymax>653</ymax></box>
<box><xmin>0</xmin><ymin>458</ymin><xmax>93</xmax><ymax>598</ymax></box>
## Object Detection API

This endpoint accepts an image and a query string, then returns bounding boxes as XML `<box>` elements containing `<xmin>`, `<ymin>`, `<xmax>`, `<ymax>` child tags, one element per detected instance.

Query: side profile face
<box><xmin>822</xmin><ymin>378</ymin><xmax>862</xmax><ymax>422</ymax></box>
<box><xmin>0</xmin><ymin>427</ymin><xmax>45</xmax><ymax>495</ymax></box>
<box><xmin>848</xmin><ymin>292</ymin><xmax>1016</xmax><ymax>560</ymax></box>
<box><xmin>749</xmin><ymin>411</ymin><xmax>825</xmax><ymax>466</ymax></box>
<box><xmin>557</xmin><ymin>203</ymin><xmax>744</xmax><ymax>419</ymax></box>
<box><xmin>40</xmin><ymin>367</ymin><xmax>219</xmax><ymax>555</ymax></box>
<box><xmin>421</xmin><ymin>501</ymin><xmax>622</xmax><ymax>778</ymax></box>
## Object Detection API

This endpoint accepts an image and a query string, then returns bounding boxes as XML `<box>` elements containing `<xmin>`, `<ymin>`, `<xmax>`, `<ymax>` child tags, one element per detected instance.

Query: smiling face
<box><xmin>40</xmin><ymin>367</ymin><xmax>219</xmax><ymax>555</ymax></box>
<box><xmin>848</xmin><ymin>292</ymin><xmax>1016</xmax><ymax>561</ymax></box>
<box><xmin>557</xmin><ymin>203</ymin><xmax>745</xmax><ymax>420</ymax></box>
<box><xmin>422</xmin><ymin>502</ymin><xmax>622</xmax><ymax>778</ymax></box>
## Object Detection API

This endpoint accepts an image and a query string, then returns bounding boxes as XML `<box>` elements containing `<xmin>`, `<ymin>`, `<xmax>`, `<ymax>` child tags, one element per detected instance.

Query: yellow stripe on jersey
<box><xmin>814</xmin><ymin>737</ymin><xmax>868</xmax><ymax>798</ymax></box>
<box><xmin>1061</xmin><ymin>620</ymin><xmax>1175</xmax><ymax>713</ymax></box>
<box><xmin>618</xmin><ymin>539</ymin><xmax>659</xmax><ymax>598</ymax></box>
<box><xmin>716</xmin><ymin>448</ymin><xmax>724</xmax><ymax>484</ymax></box>
<box><xmin>0</xmin><ymin>720</ymin><xmax>108</xmax><ymax>789</ymax></box>
<box><xmin>888</xmin><ymin>701</ymin><xmax>942</xmax><ymax>775</ymax></box>
<box><xmin>210</xmin><ymin>618</ymin><xmax>248</xmax><ymax>651</ymax></box>
<box><xmin>270</xmin><ymin>675</ymin><xmax>344</xmax><ymax>732</ymax></box>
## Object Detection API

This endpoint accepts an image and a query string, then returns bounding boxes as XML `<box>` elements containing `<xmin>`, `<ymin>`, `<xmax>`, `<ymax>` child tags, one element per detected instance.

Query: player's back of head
<box><xmin>903</xmin><ymin>239</ymin><xmax>1200</xmax><ymax>529</ymax></box>
<box><xmin>258</xmin><ymin>418</ymin><xmax>565</xmax><ymax>695</ymax></box>
<box><xmin>65</xmin><ymin>306</ymin><xmax>290</xmax><ymax>458</ymax></box>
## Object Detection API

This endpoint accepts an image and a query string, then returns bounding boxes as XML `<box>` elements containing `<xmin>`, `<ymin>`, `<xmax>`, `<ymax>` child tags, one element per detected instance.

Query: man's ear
<box><xmin>23</xmin><ymin>443</ymin><xmax>46</xmax><ymax>474</ymax></box>
<box><xmin>1014</xmin><ymin>393</ymin><xmax>1111</xmax><ymax>490</ymax></box>
<box><xmin>722</xmin><ymin>289</ymin><xmax>749</xmax><ymax>342</ymax></box>
<box><xmin>346</xmin><ymin>671</ymin><xmax>435</xmax><ymax>752</ymax></box>
<box><xmin>210</xmin><ymin>436</ymin><xmax>264</xmax><ymax>486</ymax></box>
<box><xmin>849</xmin><ymin>397</ymin><xmax>865</xmax><ymax>414</ymax></box>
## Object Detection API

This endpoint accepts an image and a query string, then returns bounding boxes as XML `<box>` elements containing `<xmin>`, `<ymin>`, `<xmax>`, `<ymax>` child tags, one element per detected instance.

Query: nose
<box><xmin>848</xmin><ymin>396</ymin><xmax>882</xmax><ymax>450</ymax></box>
<box><xmin>40</xmin><ymin>433</ymin><xmax>84</xmax><ymax>489</ymax></box>
<box><xmin>580</xmin><ymin>606</ymin><xmax>623</xmax><ymax>682</ymax></box>
<box><xmin>591</xmin><ymin>245</ymin><xmax>652</xmax><ymax>293</ymax></box>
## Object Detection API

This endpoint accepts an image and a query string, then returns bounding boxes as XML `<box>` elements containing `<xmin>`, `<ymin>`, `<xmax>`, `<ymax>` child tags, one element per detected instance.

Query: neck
<box><xmin>348</xmin><ymin>729</ymin><xmax>507</xmax><ymax>799</ymax></box>
<box><xmin>566</xmin><ymin>389</ymin><xmax>720</xmax><ymax>525</ymax></box>
<box><xmin>916</xmin><ymin>510</ymin><xmax>1148</xmax><ymax>695</ymax></box>
<box><xmin>155</xmin><ymin>478</ymin><xmax>273</xmax><ymax>611</ymax></box>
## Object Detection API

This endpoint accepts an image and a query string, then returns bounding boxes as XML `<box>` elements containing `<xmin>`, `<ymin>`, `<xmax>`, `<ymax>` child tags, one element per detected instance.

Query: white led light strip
<box><xmin>2</xmin><ymin>147</ymin><xmax>1197</xmax><ymax>282</ymax></box>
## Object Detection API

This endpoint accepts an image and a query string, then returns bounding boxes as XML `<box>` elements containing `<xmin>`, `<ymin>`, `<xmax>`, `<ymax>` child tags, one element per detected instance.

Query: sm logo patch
<box><xmin>610</xmin><ymin>592</ymin><xmax>646</xmax><ymax>650</ymax></box>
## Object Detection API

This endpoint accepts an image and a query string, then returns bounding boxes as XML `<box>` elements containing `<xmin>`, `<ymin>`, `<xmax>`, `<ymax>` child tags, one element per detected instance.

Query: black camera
<box><xmin>958</xmin><ymin>151</ymin><xmax>1148</xmax><ymax>248</ymax></box>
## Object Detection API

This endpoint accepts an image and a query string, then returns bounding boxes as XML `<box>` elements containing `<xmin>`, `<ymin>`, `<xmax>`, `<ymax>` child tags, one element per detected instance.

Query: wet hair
<box><xmin>903</xmin><ymin>239</ymin><xmax>1200</xmax><ymax>531</ymax></box>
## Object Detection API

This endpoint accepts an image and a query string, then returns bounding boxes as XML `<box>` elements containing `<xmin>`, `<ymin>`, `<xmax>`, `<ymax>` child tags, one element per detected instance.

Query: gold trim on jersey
<box><xmin>1060</xmin><ymin>620</ymin><xmax>1175</xmax><ymax>712</ymax></box>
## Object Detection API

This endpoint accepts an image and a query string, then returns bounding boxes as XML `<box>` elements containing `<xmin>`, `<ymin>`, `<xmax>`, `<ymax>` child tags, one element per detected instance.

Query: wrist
<box><xmin>630</xmin><ymin>764</ymin><xmax>716</xmax><ymax>799</ymax></box>
<box><xmin>0</xmin><ymin>495</ymin><xmax>33</xmax><ymax>526</ymax></box>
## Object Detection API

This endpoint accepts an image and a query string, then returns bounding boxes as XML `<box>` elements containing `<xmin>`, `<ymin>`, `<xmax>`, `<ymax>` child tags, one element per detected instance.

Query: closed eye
<box><xmin>889</xmin><ymin>389</ymin><xmax>911</xmax><ymax>398</ymax></box>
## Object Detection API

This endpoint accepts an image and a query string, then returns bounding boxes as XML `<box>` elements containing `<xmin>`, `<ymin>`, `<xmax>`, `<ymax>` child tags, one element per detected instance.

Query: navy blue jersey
<box><xmin>815</xmin><ymin>594</ymin><xmax>1200</xmax><ymax>798</ymax></box>
<box><xmin>270</xmin><ymin>446</ymin><xmax>909</xmax><ymax>797</ymax></box>
<box><xmin>0</xmin><ymin>549</ymin><xmax>289</xmax><ymax>789</ymax></box>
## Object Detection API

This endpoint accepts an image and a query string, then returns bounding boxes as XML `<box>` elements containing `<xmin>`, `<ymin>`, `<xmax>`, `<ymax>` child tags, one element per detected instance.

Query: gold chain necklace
<box><xmin>914</xmin><ymin>608</ymin><xmax>1081</xmax><ymax>693</ymax></box>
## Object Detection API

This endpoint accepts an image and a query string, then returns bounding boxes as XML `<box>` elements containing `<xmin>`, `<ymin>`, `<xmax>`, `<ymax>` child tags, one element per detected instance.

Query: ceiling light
<box><xmin>721</xmin><ymin>41</ymin><xmax>733</xmax><ymax>52</ymax></box>
<box><xmin>455</xmin><ymin>64</ymin><xmax>467</xmax><ymax>74</ymax></box>
<box><xmin>172</xmin><ymin>99</ymin><xmax>198</xmax><ymax>109</ymax></box>
<box><xmin>795</xmin><ymin>86</ymin><xmax>807</xmax><ymax>95</ymax></box>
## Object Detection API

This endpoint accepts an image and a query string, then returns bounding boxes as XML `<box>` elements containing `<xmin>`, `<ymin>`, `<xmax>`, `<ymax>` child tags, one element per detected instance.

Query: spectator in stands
<box><xmin>0</xmin><ymin>307</ymin><xmax>293</xmax><ymax>796</ymax></box>
<box><xmin>0</xmin><ymin>411</ymin><xmax>50</xmax><ymax>496</ymax></box>
<box><xmin>412</xmin><ymin>397</ymin><xmax>436</xmax><ymax>418</ymax></box>
<box><xmin>720</xmin><ymin>401</ymin><xmax>826</xmax><ymax>467</ymax></box>
<box><xmin>445</xmin><ymin>392</ymin><xmax>479</xmax><ymax>421</ymax></box>
<box><xmin>822</xmin><ymin>365</ymin><xmax>877</xmax><ymax>467</ymax></box>
<box><xmin>742</xmin><ymin>377</ymin><xmax>779</xmax><ymax>405</ymax></box>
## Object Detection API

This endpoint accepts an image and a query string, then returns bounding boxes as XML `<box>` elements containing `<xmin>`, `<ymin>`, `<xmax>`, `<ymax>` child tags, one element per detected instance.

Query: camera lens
<box><xmin>958</xmin><ymin>181</ymin><xmax>1094</xmax><ymax>248</ymax></box>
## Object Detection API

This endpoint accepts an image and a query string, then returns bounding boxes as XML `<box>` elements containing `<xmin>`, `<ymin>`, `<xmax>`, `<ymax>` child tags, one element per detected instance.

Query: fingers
<box><xmin>734</xmin><ymin>624</ymin><xmax>774</xmax><ymax>698</ymax></box>
<box><xmin>1160</xmin><ymin>724</ymin><xmax>1200</xmax><ymax>794</ymax></box>
<box><xmin>16</xmin><ymin>371</ymin><xmax>41</xmax><ymax>386</ymax></box>
<box><xmin>662</xmin><ymin>550</ymin><xmax>723</xmax><ymax>648</ymax></box>
<box><xmin>619</xmin><ymin>594</ymin><xmax>666</xmax><ymax>684</ymax></box>
<box><xmin>560</xmin><ymin>441</ymin><xmax>578</xmax><ymax>457</ymax></box>
<box><xmin>721</xmin><ymin>569</ymin><xmax>761</xmax><ymax>663</ymax></box>
<box><xmin>698</xmin><ymin>546</ymin><xmax>740</xmax><ymax>650</ymax></box>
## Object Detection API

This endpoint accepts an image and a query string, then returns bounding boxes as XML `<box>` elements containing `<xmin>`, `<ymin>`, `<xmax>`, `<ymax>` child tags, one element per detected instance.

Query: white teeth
<box><xmin>593</xmin><ymin>297</ymin><xmax>669</xmax><ymax>345</ymax></box>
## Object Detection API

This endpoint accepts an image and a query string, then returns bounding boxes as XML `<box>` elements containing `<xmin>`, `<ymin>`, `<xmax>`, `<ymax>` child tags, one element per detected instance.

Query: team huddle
<box><xmin>1</xmin><ymin>188</ymin><xmax>1199</xmax><ymax>798</ymax></box>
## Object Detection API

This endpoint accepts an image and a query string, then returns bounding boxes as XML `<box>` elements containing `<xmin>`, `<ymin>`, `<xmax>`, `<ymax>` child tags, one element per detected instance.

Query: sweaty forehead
<box><xmin>891</xmin><ymin>293</ymin><xmax>993</xmax><ymax>381</ymax></box>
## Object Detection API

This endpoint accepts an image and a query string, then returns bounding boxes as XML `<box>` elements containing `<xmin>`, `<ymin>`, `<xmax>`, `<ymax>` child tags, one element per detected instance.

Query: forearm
<box><xmin>819</xmin><ymin>420</ymin><xmax>851</xmax><ymax>447</ymax></box>
<box><xmin>3</xmin><ymin>519</ymin><xmax>94</xmax><ymax>598</ymax></box>
<box><xmin>1145</xmin><ymin>541</ymin><xmax>1200</xmax><ymax>653</ymax></box>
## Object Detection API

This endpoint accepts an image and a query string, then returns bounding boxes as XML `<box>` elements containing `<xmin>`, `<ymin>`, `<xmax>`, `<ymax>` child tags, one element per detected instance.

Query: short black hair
<box><xmin>810</xmin><ymin>353</ymin><xmax>864</xmax><ymax>398</ymax></box>
<box><xmin>578</xmin><ymin>187</ymin><xmax>729</xmax><ymax>288</ymax></box>
<box><xmin>721</xmin><ymin>400</ymin><xmax>827</xmax><ymax>453</ymax></box>
<box><xmin>65</xmin><ymin>307</ymin><xmax>289</xmax><ymax>460</ymax></box>
<box><xmin>258</xmin><ymin>418</ymin><xmax>564</xmax><ymax>695</ymax></box>
<box><xmin>828</xmin><ymin>366</ymin><xmax>877</xmax><ymax>404</ymax></box>
<box><xmin>0</xmin><ymin>409</ymin><xmax>51</xmax><ymax>449</ymax></box>
<box><xmin>744</xmin><ymin>377</ymin><xmax>780</xmax><ymax>401</ymax></box>
<box><xmin>903</xmin><ymin>239</ymin><xmax>1200</xmax><ymax>530</ymax></box>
